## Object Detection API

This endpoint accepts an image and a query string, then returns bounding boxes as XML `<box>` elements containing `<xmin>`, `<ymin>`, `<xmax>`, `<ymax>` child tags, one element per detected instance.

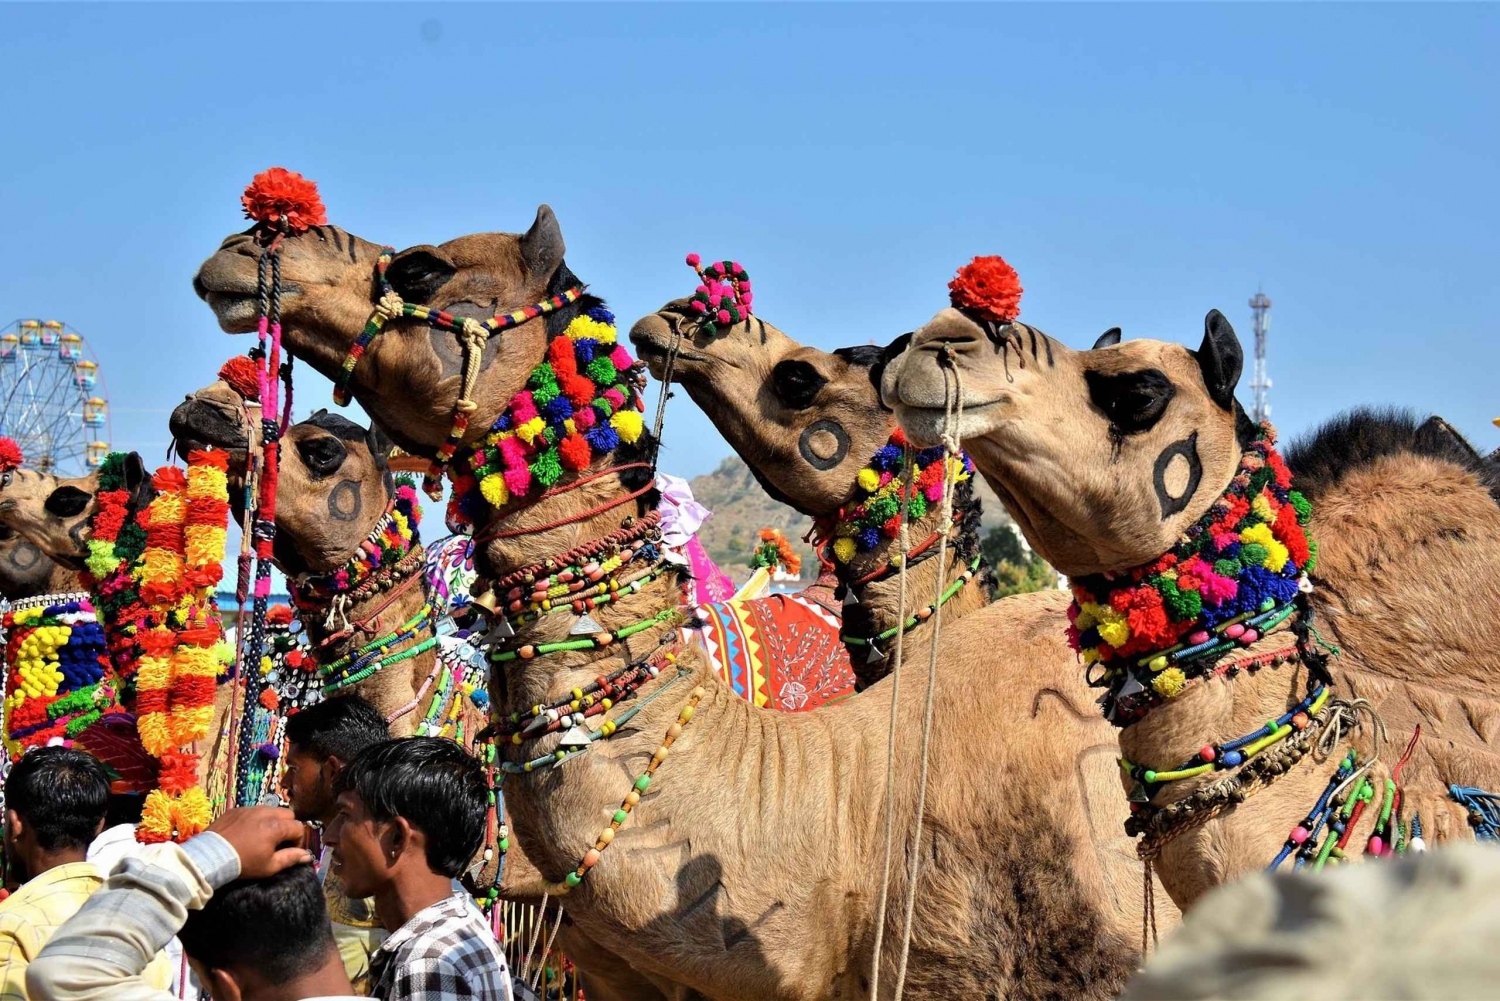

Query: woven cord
<box><xmin>891</xmin><ymin>345</ymin><xmax>964</xmax><ymax>999</ymax></box>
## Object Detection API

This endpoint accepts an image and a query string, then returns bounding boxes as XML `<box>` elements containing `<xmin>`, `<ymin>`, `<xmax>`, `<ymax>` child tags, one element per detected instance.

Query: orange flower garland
<box><xmin>131</xmin><ymin>450</ymin><xmax>233</xmax><ymax>844</ymax></box>
<box><xmin>750</xmin><ymin>528</ymin><xmax>803</xmax><ymax>577</ymax></box>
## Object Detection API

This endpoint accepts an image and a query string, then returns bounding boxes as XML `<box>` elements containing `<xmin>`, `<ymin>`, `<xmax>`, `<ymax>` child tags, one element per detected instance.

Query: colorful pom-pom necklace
<box><xmin>2</xmin><ymin>595</ymin><xmax>115</xmax><ymax>761</ymax></box>
<box><xmin>445</xmin><ymin>306</ymin><xmax>648</xmax><ymax>533</ymax></box>
<box><xmin>683</xmin><ymin>254</ymin><xmax>753</xmax><ymax>336</ymax></box>
<box><xmin>1069</xmin><ymin>423</ymin><xmax>1317</xmax><ymax>721</ymax></box>
<box><xmin>827</xmin><ymin>427</ymin><xmax>974</xmax><ymax>565</ymax></box>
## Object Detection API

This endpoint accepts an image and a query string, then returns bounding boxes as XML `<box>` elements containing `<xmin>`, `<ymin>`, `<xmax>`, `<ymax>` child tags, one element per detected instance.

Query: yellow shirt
<box><xmin>321</xmin><ymin>850</ymin><xmax>386</xmax><ymax>996</ymax></box>
<box><xmin>0</xmin><ymin>862</ymin><xmax>173</xmax><ymax>1001</ymax></box>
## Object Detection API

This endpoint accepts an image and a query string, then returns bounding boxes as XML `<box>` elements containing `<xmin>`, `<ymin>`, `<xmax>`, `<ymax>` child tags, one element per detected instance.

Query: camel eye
<box><xmin>1085</xmin><ymin>368</ymin><xmax>1176</xmax><ymax>435</ymax></box>
<box><xmin>44</xmin><ymin>486</ymin><xmax>92</xmax><ymax>518</ymax></box>
<box><xmin>771</xmin><ymin>360</ymin><xmax>828</xmax><ymax>410</ymax></box>
<box><xmin>297</xmin><ymin>435</ymin><xmax>348</xmax><ymax>478</ymax></box>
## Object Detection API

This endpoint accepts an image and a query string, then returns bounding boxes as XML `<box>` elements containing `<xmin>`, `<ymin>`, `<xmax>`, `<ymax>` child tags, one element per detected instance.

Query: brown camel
<box><xmin>882</xmin><ymin>303</ymin><xmax>1500</xmax><ymax>909</ymax></box>
<box><xmin>168</xmin><ymin>379</ymin><xmax>456</xmax><ymax>738</ymax></box>
<box><xmin>193</xmin><ymin>208</ymin><xmax>1173</xmax><ymax>999</ymax></box>
<box><xmin>0</xmin><ymin>516</ymin><xmax>80</xmax><ymax>602</ymax></box>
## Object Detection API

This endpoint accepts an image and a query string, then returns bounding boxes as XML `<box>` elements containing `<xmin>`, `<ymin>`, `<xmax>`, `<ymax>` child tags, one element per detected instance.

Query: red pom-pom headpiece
<box><xmin>241</xmin><ymin>167</ymin><xmax>328</xmax><ymax>234</ymax></box>
<box><xmin>0</xmin><ymin>437</ymin><xmax>22</xmax><ymax>473</ymax></box>
<box><xmin>948</xmin><ymin>255</ymin><xmax>1023</xmax><ymax>324</ymax></box>
<box><xmin>218</xmin><ymin>355</ymin><xmax>261</xmax><ymax>402</ymax></box>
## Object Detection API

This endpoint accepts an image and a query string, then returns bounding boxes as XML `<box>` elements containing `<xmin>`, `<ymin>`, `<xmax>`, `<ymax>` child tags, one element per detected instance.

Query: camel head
<box><xmin>883</xmin><ymin>306</ymin><xmax>1254</xmax><ymax>576</ymax></box>
<box><xmin>0</xmin><ymin>524</ymin><xmax>69</xmax><ymax>601</ymax></box>
<box><xmin>193</xmin><ymin>200</ymin><xmax>572</xmax><ymax>457</ymax></box>
<box><xmin>171</xmin><ymin>378</ymin><xmax>396</xmax><ymax>578</ymax></box>
<box><xmin>0</xmin><ymin>458</ymin><xmax>150</xmax><ymax>572</ymax></box>
<box><xmin>629</xmin><ymin>300</ymin><xmax>895</xmax><ymax>515</ymax></box>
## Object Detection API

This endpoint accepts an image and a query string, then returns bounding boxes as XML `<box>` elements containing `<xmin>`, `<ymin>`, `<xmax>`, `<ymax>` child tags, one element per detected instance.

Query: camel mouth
<box><xmin>194</xmin><ymin>254</ymin><xmax>301</xmax><ymax>333</ymax></box>
<box><xmin>893</xmin><ymin>399</ymin><xmax>1007</xmax><ymax>447</ymax></box>
<box><xmin>627</xmin><ymin>320</ymin><xmax>715</xmax><ymax>380</ymax></box>
<box><xmin>169</xmin><ymin>400</ymin><xmax>250</xmax><ymax>456</ymax></box>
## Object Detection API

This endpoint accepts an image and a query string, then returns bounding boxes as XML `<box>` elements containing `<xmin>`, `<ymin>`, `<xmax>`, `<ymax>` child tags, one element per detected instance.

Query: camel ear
<box><xmin>520</xmin><ymin>205</ymin><xmax>566</xmax><ymax>278</ymax></box>
<box><xmin>123</xmin><ymin>453</ymin><xmax>150</xmax><ymax>502</ymax></box>
<box><xmin>387</xmin><ymin>246</ymin><xmax>457</xmax><ymax>305</ymax></box>
<box><xmin>1194</xmin><ymin>310</ymin><xmax>1242</xmax><ymax>411</ymax></box>
<box><xmin>1092</xmin><ymin>327</ymin><xmax>1122</xmax><ymax>350</ymax></box>
<box><xmin>1416</xmin><ymin>415</ymin><xmax>1484</xmax><ymax>464</ymax></box>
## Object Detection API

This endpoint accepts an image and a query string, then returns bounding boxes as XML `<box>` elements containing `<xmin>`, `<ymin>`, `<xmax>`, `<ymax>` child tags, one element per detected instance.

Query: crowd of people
<box><xmin>0</xmin><ymin>695</ymin><xmax>531</xmax><ymax>1001</ymax></box>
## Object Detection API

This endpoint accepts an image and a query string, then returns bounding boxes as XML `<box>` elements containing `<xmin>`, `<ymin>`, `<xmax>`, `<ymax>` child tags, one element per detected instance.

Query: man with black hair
<box><xmin>325</xmin><ymin>738</ymin><xmax>512</xmax><ymax>1001</ymax></box>
<box><xmin>28</xmin><ymin>805</ymin><xmax>361</xmax><ymax>1001</ymax></box>
<box><xmin>0</xmin><ymin>746</ymin><xmax>173</xmax><ymax>998</ymax></box>
<box><xmin>282</xmin><ymin>694</ymin><xmax>390</xmax><ymax>994</ymax></box>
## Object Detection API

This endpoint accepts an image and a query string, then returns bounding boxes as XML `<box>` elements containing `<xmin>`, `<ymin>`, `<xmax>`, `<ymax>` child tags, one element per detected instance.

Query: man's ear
<box><xmin>323</xmin><ymin>755</ymin><xmax>347</xmax><ymax>783</ymax></box>
<box><xmin>209</xmin><ymin>966</ymin><xmax>245</xmax><ymax>1001</ymax></box>
<box><xmin>94</xmin><ymin>816</ymin><xmax>106</xmax><ymax>837</ymax></box>
<box><xmin>5</xmin><ymin>808</ymin><xmax>24</xmax><ymax>844</ymax></box>
<box><xmin>389</xmin><ymin>816</ymin><xmax>419</xmax><ymax>864</ymax></box>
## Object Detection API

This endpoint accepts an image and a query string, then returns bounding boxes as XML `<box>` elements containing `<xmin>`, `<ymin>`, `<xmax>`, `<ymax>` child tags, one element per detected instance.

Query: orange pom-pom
<box><xmin>948</xmin><ymin>255</ymin><xmax>1023</xmax><ymax>323</ymax></box>
<box><xmin>259</xmin><ymin>687</ymin><xmax>280</xmax><ymax>712</ymax></box>
<box><xmin>559</xmin><ymin>433</ymin><xmax>593</xmax><ymax>471</ymax></box>
<box><xmin>241</xmin><ymin>167</ymin><xmax>328</xmax><ymax>233</ymax></box>
<box><xmin>267</xmin><ymin>605</ymin><xmax>295</xmax><ymax>626</ymax></box>
<box><xmin>218</xmin><ymin>356</ymin><xmax>261</xmax><ymax>401</ymax></box>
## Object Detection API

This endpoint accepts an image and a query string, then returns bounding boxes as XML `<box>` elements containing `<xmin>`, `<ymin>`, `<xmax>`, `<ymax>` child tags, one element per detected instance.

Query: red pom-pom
<box><xmin>948</xmin><ymin>256</ymin><xmax>1023</xmax><ymax>323</ymax></box>
<box><xmin>559</xmin><ymin>433</ymin><xmax>593</xmax><ymax>471</ymax></box>
<box><xmin>267</xmin><ymin>604</ymin><xmax>295</xmax><ymax>626</ymax></box>
<box><xmin>218</xmin><ymin>356</ymin><xmax>261</xmax><ymax>402</ymax></box>
<box><xmin>241</xmin><ymin>167</ymin><xmax>328</xmax><ymax>233</ymax></box>
<box><xmin>0</xmin><ymin>437</ymin><xmax>21</xmax><ymax>473</ymax></box>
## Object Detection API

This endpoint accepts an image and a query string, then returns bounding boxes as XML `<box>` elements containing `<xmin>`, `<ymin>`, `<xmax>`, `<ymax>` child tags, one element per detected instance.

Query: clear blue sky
<box><xmin>3</xmin><ymin>2</ymin><xmax>1496</xmax><ymax>494</ymax></box>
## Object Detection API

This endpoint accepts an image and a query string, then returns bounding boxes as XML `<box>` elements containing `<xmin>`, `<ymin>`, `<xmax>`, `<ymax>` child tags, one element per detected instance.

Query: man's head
<box><xmin>280</xmin><ymin>695</ymin><xmax>388</xmax><ymax>824</ymax></box>
<box><xmin>3</xmin><ymin>746</ymin><xmax>109</xmax><ymax>878</ymax></box>
<box><xmin>178</xmin><ymin>865</ymin><xmax>340</xmax><ymax>1001</ymax></box>
<box><xmin>324</xmin><ymin>738</ymin><xmax>487</xmax><ymax>900</ymax></box>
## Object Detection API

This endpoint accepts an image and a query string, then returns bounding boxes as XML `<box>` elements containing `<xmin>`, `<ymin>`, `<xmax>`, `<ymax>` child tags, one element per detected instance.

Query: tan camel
<box><xmin>883</xmin><ymin>303</ymin><xmax>1500</xmax><ymax>909</ymax></box>
<box><xmin>168</xmin><ymin>380</ymin><xmax>453</xmax><ymax>738</ymax></box>
<box><xmin>193</xmin><ymin>209</ymin><xmax>1174</xmax><ymax>999</ymax></box>
<box><xmin>0</xmin><ymin>516</ymin><xmax>80</xmax><ymax>602</ymax></box>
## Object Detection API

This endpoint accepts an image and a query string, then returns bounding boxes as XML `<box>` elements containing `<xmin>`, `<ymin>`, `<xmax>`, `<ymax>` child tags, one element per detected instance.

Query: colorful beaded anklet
<box><xmin>548</xmin><ymin>674</ymin><xmax>706</xmax><ymax>894</ymax></box>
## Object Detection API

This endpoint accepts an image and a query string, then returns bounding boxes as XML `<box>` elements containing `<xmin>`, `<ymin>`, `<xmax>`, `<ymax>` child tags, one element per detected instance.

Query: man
<box><xmin>325</xmin><ymin>738</ymin><xmax>512</xmax><ymax>1001</ymax></box>
<box><xmin>283</xmin><ymin>695</ymin><xmax>391</xmax><ymax>994</ymax></box>
<box><xmin>28</xmin><ymin>805</ymin><xmax>360</xmax><ymax>1000</ymax></box>
<box><xmin>0</xmin><ymin>746</ymin><xmax>172</xmax><ymax>998</ymax></box>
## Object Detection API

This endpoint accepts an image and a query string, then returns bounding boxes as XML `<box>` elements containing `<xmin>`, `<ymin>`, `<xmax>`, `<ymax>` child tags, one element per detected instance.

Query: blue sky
<box><xmin>2</xmin><ymin>2</ymin><xmax>1496</xmax><ymax>499</ymax></box>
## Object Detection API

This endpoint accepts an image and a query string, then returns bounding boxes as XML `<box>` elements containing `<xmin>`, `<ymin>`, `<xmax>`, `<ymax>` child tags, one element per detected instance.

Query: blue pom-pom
<box><xmin>469</xmin><ymin>689</ymin><xmax>491</xmax><ymax>709</ymax></box>
<box><xmin>544</xmin><ymin>396</ymin><xmax>574</xmax><ymax>421</ymax></box>
<box><xmin>870</xmin><ymin>445</ymin><xmax>903</xmax><ymax>472</ymax></box>
<box><xmin>585</xmin><ymin>425</ymin><xmax>620</xmax><ymax>452</ymax></box>
<box><xmin>493</xmin><ymin>412</ymin><xmax>513</xmax><ymax>433</ymax></box>
<box><xmin>257</xmin><ymin>742</ymin><xmax>281</xmax><ymax>760</ymax></box>
<box><xmin>857</xmin><ymin>527</ymin><xmax>882</xmax><ymax>551</ymax></box>
<box><xmin>573</xmin><ymin>339</ymin><xmax>597</xmax><ymax>364</ymax></box>
<box><xmin>586</xmin><ymin>306</ymin><xmax>615</xmax><ymax>325</ymax></box>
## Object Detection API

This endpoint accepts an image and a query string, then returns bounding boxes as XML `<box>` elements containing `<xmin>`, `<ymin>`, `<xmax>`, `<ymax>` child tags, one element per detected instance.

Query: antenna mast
<box><xmin>1248</xmin><ymin>290</ymin><xmax>1272</xmax><ymax>423</ymax></box>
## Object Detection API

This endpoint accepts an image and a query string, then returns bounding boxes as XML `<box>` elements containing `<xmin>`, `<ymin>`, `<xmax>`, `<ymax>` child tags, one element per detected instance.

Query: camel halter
<box><xmin>330</xmin><ymin>246</ymin><xmax>584</xmax><ymax>499</ymax></box>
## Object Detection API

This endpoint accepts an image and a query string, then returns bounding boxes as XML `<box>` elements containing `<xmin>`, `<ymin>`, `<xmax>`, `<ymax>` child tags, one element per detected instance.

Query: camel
<box><xmin>882</xmin><ymin>297</ymin><xmax>1500</xmax><ymax>910</ymax></box>
<box><xmin>0</xmin><ymin>519</ymin><xmax>80</xmax><ymax>602</ymax></box>
<box><xmin>193</xmin><ymin>206</ymin><xmax>1173</xmax><ymax>999</ymax></box>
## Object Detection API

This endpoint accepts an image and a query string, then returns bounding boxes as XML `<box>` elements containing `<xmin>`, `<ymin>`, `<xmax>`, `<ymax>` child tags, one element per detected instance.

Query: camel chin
<box><xmin>202</xmin><ymin>292</ymin><xmax>266</xmax><ymax>333</ymax></box>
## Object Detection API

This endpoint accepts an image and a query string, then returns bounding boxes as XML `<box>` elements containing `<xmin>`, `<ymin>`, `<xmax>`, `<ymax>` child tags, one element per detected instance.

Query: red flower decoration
<box><xmin>241</xmin><ymin>167</ymin><xmax>328</xmax><ymax>233</ymax></box>
<box><xmin>218</xmin><ymin>356</ymin><xmax>261</xmax><ymax>402</ymax></box>
<box><xmin>948</xmin><ymin>256</ymin><xmax>1023</xmax><ymax>323</ymax></box>
<box><xmin>0</xmin><ymin>438</ymin><xmax>21</xmax><ymax>473</ymax></box>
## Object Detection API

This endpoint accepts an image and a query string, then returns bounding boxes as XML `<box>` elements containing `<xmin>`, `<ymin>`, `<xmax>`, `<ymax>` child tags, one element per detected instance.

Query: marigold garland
<box><xmin>82</xmin><ymin>449</ymin><xmax>233</xmax><ymax>843</ymax></box>
<box><xmin>445</xmin><ymin>307</ymin><xmax>647</xmax><ymax>532</ymax></box>
<box><xmin>1067</xmin><ymin>423</ymin><xmax>1315</xmax><ymax>675</ymax></box>
<box><xmin>750</xmin><ymin>528</ymin><xmax>802</xmax><ymax>577</ymax></box>
<box><xmin>829</xmin><ymin>428</ymin><xmax>974</xmax><ymax>563</ymax></box>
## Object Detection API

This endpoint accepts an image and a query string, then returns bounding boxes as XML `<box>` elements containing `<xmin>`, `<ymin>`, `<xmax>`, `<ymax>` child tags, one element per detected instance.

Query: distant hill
<box><xmin>687</xmin><ymin>455</ymin><xmax>1017</xmax><ymax>583</ymax></box>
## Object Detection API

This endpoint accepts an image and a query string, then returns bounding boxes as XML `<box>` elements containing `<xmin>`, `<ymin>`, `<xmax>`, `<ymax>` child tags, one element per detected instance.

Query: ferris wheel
<box><xmin>0</xmin><ymin>320</ymin><xmax>110</xmax><ymax>475</ymax></box>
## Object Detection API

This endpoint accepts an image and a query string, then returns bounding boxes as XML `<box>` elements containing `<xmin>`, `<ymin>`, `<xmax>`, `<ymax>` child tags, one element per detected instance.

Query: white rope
<box><xmin>892</xmin><ymin>346</ymin><xmax>965</xmax><ymax>998</ymax></box>
<box><xmin>520</xmin><ymin>892</ymin><xmax>549</xmax><ymax>982</ymax></box>
<box><xmin>530</xmin><ymin>903</ymin><xmax>567</xmax><ymax>992</ymax></box>
<box><xmin>867</xmin><ymin>445</ymin><xmax>920</xmax><ymax>998</ymax></box>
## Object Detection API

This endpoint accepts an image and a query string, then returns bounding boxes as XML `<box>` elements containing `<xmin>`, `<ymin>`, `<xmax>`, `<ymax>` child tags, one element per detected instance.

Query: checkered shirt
<box><xmin>370</xmin><ymin>894</ymin><xmax>514</xmax><ymax>1001</ymax></box>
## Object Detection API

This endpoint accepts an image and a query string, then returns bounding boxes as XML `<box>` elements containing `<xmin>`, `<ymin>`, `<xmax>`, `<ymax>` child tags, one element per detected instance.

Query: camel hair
<box><xmin>882</xmin><ymin>302</ymin><xmax>1500</xmax><ymax>909</ymax></box>
<box><xmin>194</xmin><ymin>205</ymin><xmax>1161</xmax><ymax>1000</ymax></box>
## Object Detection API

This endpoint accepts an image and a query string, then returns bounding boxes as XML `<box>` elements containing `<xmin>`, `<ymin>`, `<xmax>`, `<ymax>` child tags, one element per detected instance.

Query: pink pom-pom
<box><xmin>738</xmin><ymin>280</ymin><xmax>752</xmax><ymax>293</ymax></box>
<box><xmin>879</xmin><ymin>471</ymin><xmax>893</xmax><ymax>486</ymax></box>
<box><xmin>708</xmin><ymin>294</ymin><xmax>722</xmax><ymax>308</ymax></box>
<box><xmin>572</xmin><ymin>407</ymin><xmax>596</xmax><ymax>429</ymax></box>
<box><xmin>603</xmin><ymin>388</ymin><xmax>626</xmax><ymax>408</ymax></box>
<box><xmin>731</xmin><ymin>261</ymin><xmax>742</xmax><ymax>273</ymax></box>
<box><xmin>609</xmin><ymin>345</ymin><xmax>633</xmax><ymax>370</ymax></box>
<box><xmin>740</xmin><ymin>291</ymin><xmax>754</xmax><ymax>308</ymax></box>
<box><xmin>685</xmin><ymin>253</ymin><xmax>701</xmax><ymax>267</ymax></box>
<box><xmin>925</xmin><ymin>482</ymin><xmax>944</xmax><ymax>502</ymax></box>
<box><xmin>498</xmin><ymin>436</ymin><xmax>528</xmax><ymax>466</ymax></box>
<box><xmin>689</xmin><ymin>300</ymin><xmax>707</xmax><ymax>313</ymax></box>
<box><xmin>504</xmin><ymin>466</ymin><xmax>532</xmax><ymax>496</ymax></box>
<box><xmin>510</xmin><ymin>390</ymin><xmax>538</xmax><ymax>425</ymax></box>
<box><xmin>716</xmin><ymin>309</ymin><xmax>731</xmax><ymax>325</ymax></box>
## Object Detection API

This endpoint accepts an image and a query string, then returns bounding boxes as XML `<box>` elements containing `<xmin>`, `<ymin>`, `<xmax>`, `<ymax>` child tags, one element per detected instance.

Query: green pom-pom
<box><xmin>531</xmin><ymin>380</ymin><xmax>559</xmax><ymax>407</ymax></box>
<box><xmin>908</xmin><ymin>494</ymin><xmax>928</xmax><ymax>520</ymax></box>
<box><xmin>868</xmin><ymin>495</ymin><xmax>900</xmax><ymax>521</ymax></box>
<box><xmin>528</xmin><ymin>362</ymin><xmax>557</xmax><ymax>391</ymax></box>
<box><xmin>1240</xmin><ymin>542</ymin><xmax>1268</xmax><ymax>568</ymax></box>
<box><xmin>1246</xmin><ymin>465</ymin><xmax>1274</xmax><ymax>497</ymax></box>
<box><xmin>584</xmin><ymin>357</ymin><xmax>617</xmax><ymax>385</ymax></box>
<box><xmin>1305</xmin><ymin>539</ymin><xmax>1318</xmax><ymax>573</ymax></box>
<box><xmin>1289</xmin><ymin>490</ymin><xmax>1312</xmax><ymax>524</ymax></box>
<box><xmin>113</xmin><ymin>522</ymin><xmax>148</xmax><ymax>564</ymax></box>
<box><xmin>1160</xmin><ymin>580</ymin><xmax>1202</xmax><ymax>621</ymax></box>
<box><xmin>591</xmin><ymin>397</ymin><xmax>614</xmax><ymax>419</ymax></box>
<box><xmin>530</xmin><ymin>448</ymin><xmax>563</xmax><ymax>488</ymax></box>
<box><xmin>1213</xmin><ymin>558</ymin><xmax>1241</xmax><ymax>579</ymax></box>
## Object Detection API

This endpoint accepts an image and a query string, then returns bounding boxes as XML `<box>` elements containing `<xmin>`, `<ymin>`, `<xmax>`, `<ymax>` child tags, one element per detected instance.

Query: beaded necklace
<box><xmin>489</xmin><ymin>609</ymin><xmax>682</xmax><ymax>664</ymax></box>
<box><xmin>1070</xmin><ymin>424</ymin><xmax>1317</xmax><ymax>726</ymax></box>
<box><xmin>317</xmin><ymin>604</ymin><xmax>438</xmax><ymax>696</ymax></box>
<box><xmin>443</xmin><ymin>306</ymin><xmax>648</xmax><ymax>532</ymax></box>
<box><xmin>840</xmin><ymin>555</ymin><xmax>984</xmax><ymax>658</ymax></box>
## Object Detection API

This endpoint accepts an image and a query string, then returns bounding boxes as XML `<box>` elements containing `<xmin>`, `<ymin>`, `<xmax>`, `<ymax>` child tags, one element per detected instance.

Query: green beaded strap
<box><xmin>842</xmin><ymin>556</ymin><xmax>983</xmax><ymax>648</ymax></box>
<box><xmin>489</xmin><ymin>609</ymin><xmax>682</xmax><ymax>663</ymax></box>
<box><xmin>323</xmin><ymin>635</ymin><xmax>440</xmax><ymax>695</ymax></box>
<box><xmin>507</xmin><ymin>562</ymin><xmax>669</xmax><ymax>630</ymax></box>
<box><xmin>317</xmin><ymin>605</ymin><xmax>434</xmax><ymax>677</ymax></box>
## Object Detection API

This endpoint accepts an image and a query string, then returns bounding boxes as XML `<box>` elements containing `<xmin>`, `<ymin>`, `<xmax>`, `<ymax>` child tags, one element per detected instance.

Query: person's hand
<box><xmin>206</xmin><ymin>806</ymin><xmax>314</xmax><ymax>879</ymax></box>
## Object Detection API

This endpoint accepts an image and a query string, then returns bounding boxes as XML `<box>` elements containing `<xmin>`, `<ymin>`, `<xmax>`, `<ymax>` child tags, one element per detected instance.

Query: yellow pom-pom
<box><xmin>1074</xmin><ymin>602</ymin><xmax>1101</xmax><ymax>632</ymax></box>
<box><xmin>1250</xmin><ymin>494</ymin><xmax>1275</xmax><ymax>524</ymax></box>
<box><xmin>856</xmin><ymin>468</ymin><xmax>880</xmax><ymax>492</ymax></box>
<box><xmin>1096</xmin><ymin>609</ymin><xmax>1130</xmax><ymax>650</ymax></box>
<box><xmin>611</xmin><ymin>409</ymin><xmax>644</xmax><ymax>444</ymax></box>
<box><xmin>1152</xmin><ymin>667</ymin><xmax>1188</xmax><ymax>699</ymax></box>
<box><xmin>563</xmin><ymin>418</ymin><xmax>577</xmax><ymax>435</ymax></box>
<box><xmin>833</xmin><ymin>538</ymin><xmax>858</xmax><ymax>563</ymax></box>
<box><xmin>479</xmin><ymin>474</ymin><xmax>510</xmax><ymax>508</ymax></box>
<box><xmin>516</xmin><ymin>417</ymin><xmax>547</xmax><ymax>445</ymax></box>
<box><xmin>564</xmin><ymin>315</ymin><xmax>615</xmax><ymax>345</ymax></box>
